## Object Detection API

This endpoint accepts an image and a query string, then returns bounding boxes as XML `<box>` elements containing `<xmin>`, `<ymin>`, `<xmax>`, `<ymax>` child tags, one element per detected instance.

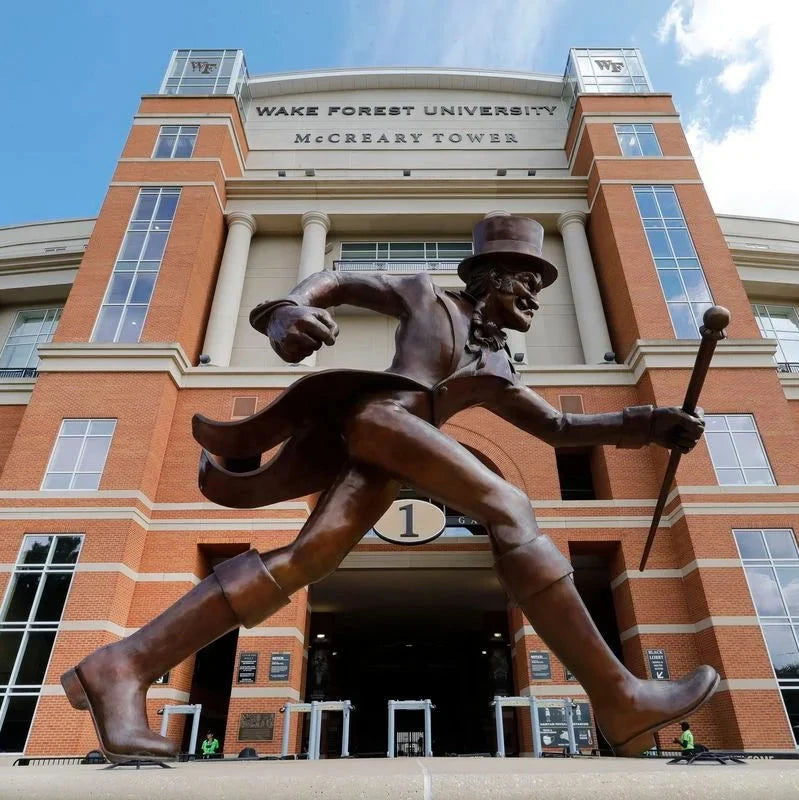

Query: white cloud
<box><xmin>717</xmin><ymin>60</ymin><xmax>758</xmax><ymax>94</ymax></box>
<box><xmin>341</xmin><ymin>0</ymin><xmax>563</xmax><ymax>72</ymax></box>
<box><xmin>659</xmin><ymin>0</ymin><xmax>799</xmax><ymax>220</ymax></box>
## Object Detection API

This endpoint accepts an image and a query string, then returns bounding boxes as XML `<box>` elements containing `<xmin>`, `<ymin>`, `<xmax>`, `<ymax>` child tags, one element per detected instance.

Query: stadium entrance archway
<box><xmin>307</xmin><ymin>567</ymin><xmax>514</xmax><ymax>757</ymax></box>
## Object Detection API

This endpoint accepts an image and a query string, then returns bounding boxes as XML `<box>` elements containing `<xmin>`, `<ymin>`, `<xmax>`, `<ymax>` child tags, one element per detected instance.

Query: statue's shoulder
<box><xmin>391</xmin><ymin>272</ymin><xmax>439</xmax><ymax>305</ymax></box>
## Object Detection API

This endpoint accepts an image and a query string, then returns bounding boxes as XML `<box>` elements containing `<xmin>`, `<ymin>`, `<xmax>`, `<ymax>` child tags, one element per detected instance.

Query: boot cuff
<box><xmin>214</xmin><ymin>549</ymin><xmax>290</xmax><ymax>628</ymax></box>
<box><xmin>494</xmin><ymin>536</ymin><xmax>573</xmax><ymax>605</ymax></box>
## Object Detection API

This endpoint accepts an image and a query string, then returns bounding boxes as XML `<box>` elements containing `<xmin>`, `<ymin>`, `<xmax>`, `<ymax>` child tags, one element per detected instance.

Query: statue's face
<box><xmin>484</xmin><ymin>269</ymin><xmax>542</xmax><ymax>332</ymax></box>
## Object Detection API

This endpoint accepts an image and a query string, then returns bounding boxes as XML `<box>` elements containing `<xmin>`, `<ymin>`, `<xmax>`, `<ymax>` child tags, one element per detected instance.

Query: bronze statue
<box><xmin>61</xmin><ymin>215</ymin><xmax>718</xmax><ymax>761</ymax></box>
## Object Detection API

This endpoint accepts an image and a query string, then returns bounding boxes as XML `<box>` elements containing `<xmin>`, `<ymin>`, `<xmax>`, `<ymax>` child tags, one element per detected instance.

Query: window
<box><xmin>0</xmin><ymin>308</ymin><xmax>61</xmax><ymax>375</ymax></box>
<box><xmin>615</xmin><ymin>124</ymin><xmax>662</xmax><ymax>157</ymax></box>
<box><xmin>153</xmin><ymin>126</ymin><xmax>199</xmax><ymax>159</ymax></box>
<box><xmin>92</xmin><ymin>187</ymin><xmax>180</xmax><ymax>343</ymax></box>
<box><xmin>0</xmin><ymin>534</ymin><xmax>83</xmax><ymax>752</ymax></box>
<box><xmin>734</xmin><ymin>529</ymin><xmax>799</xmax><ymax>744</ymax></box>
<box><xmin>705</xmin><ymin>414</ymin><xmax>775</xmax><ymax>486</ymax></box>
<box><xmin>337</xmin><ymin>241</ymin><xmax>472</xmax><ymax>272</ymax></box>
<box><xmin>633</xmin><ymin>186</ymin><xmax>714</xmax><ymax>338</ymax></box>
<box><xmin>42</xmin><ymin>419</ymin><xmax>116</xmax><ymax>491</ymax></box>
<box><xmin>753</xmin><ymin>304</ymin><xmax>799</xmax><ymax>370</ymax></box>
<box><xmin>555</xmin><ymin>449</ymin><xmax>596</xmax><ymax>500</ymax></box>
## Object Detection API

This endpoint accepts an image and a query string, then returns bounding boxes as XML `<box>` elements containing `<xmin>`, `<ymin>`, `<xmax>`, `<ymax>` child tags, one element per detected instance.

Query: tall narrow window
<box><xmin>0</xmin><ymin>308</ymin><xmax>61</xmax><ymax>376</ymax></box>
<box><xmin>153</xmin><ymin>126</ymin><xmax>199</xmax><ymax>159</ymax></box>
<box><xmin>615</xmin><ymin>124</ymin><xmax>662</xmax><ymax>157</ymax></box>
<box><xmin>705</xmin><ymin>414</ymin><xmax>775</xmax><ymax>486</ymax></box>
<box><xmin>42</xmin><ymin>419</ymin><xmax>116</xmax><ymax>491</ymax></box>
<box><xmin>0</xmin><ymin>534</ymin><xmax>83</xmax><ymax>752</ymax></box>
<box><xmin>633</xmin><ymin>185</ymin><xmax>713</xmax><ymax>338</ymax></box>
<box><xmin>752</xmin><ymin>304</ymin><xmax>799</xmax><ymax>371</ymax></box>
<box><xmin>92</xmin><ymin>187</ymin><xmax>180</xmax><ymax>343</ymax></box>
<box><xmin>734</xmin><ymin>529</ymin><xmax>799</xmax><ymax>744</ymax></box>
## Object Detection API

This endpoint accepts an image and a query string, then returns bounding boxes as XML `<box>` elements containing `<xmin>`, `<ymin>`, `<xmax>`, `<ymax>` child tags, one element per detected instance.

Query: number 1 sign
<box><xmin>373</xmin><ymin>499</ymin><xmax>447</xmax><ymax>545</ymax></box>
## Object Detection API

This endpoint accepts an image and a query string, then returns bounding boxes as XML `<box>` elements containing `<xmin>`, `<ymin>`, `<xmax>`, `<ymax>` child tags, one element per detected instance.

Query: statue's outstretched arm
<box><xmin>485</xmin><ymin>383</ymin><xmax>704</xmax><ymax>453</ymax></box>
<box><xmin>250</xmin><ymin>271</ymin><xmax>406</xmax><ymax>363</ymax></box>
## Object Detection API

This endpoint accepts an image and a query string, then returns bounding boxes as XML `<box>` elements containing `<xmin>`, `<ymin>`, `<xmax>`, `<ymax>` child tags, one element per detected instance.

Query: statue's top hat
<box><xmin>457</xmin><ymin>215</ymin><xmax>558</xmax><ymax>288</ymax></box>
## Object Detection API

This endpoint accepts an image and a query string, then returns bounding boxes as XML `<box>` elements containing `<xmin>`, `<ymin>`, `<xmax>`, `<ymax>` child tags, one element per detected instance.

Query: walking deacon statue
<box><xmin>62</xmin><ymin>215</ymin><xmax>719</xmax><ymax>761</ymax></box>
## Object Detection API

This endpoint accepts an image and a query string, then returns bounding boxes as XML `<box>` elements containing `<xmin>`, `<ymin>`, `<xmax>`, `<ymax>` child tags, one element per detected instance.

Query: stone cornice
<box><xmin>37</xmin><ymin>342</ymin><xmax>193</xmax><ymax>388</ymax></box>
<box><xmin>779</xmin><ymin>373</ymin><xmax>799</xmax><ymax>399</ymax></box>
<box><xmin>25</xmin><ymin>338</ymin><xmax>785</xmax><ymax>395</ymax></box>
<box><xmin>0</xmin><ymin>251</ymin><xmax>83</xmax><ymax>275</ymax></box>
<box><xmin>0</xmin><ymin>380</ymin><xmax>35</xmax><ymax>405</ymax></box>
<box><xmin>625</xmin><ymin>338</ymin><xmax>777</xmax><ymax>382</ymax></box>
<box><xmin>730</xmin><ymin>247</ymin><xmax>799</xmax><ymax>270</ymax></box>
<box><xmin>517</xmin><ymin>364</ymin><xmax>633</xmax><ymax>386</ymax></box>
<box><xmin>225</xmin><ymin>176</ymin><xmax>589</xmax><ymax>200</ymax></box>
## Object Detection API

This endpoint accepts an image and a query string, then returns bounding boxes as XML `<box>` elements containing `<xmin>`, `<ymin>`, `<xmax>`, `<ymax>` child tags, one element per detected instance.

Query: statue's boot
<box><xmin>494</xmin><ymin>536</ymin><xmax>719</xmax><ymax>756</ymax></box>
<box><xmin>60</xmin><ymin>550</ymin><xmax>289</xmax><ymax>761</ymax></box>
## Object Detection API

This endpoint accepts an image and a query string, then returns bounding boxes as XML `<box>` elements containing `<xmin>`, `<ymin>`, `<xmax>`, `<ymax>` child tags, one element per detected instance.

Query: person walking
<box><xmin>674</xmin><ymin>721</ymin><xmax>695</xmax><ymax>757</ymax></box>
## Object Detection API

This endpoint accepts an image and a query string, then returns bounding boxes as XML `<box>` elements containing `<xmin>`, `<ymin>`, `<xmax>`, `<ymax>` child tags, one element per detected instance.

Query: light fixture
<box><xmin>493</xmin><ymin>632</ymin><xmax>502</xmax><ymax>638</ymax></box>
<box><xmin>305</xmin><ymin>168</ymin><xmax>315</xmax><ymax>177</ymax></box>
<box><xmin>405</xmin><ymin>643</ymin><xmax>413</xmax><ymax>648</ymax></box>
<box><xmin>332</xmin><ymin>651</ymin><xmax>338</xmax><ymax>656</ymax></box>
<box><xmin>481</xmin><ymin>650</ymin><xmax>487</xmax><ymax>655</ymax></box>
<box><xmin>277</xmin><ymin>170</ymin><xmax>286</xmax><ymax>177</ymax></box>
<box><xmin>198</xmin><ymin>354</ymin><xmax>211</xmax><ymax>365</ymax></box>
<box><xmin>527</xmin><ymin>168</ymin><xmax>536</xmax><ymax>176</ymax></box>
<box><xmin>496</xmin><ymin>169</ymin><xmax>507</xmax><ymax>177</ymax></box>
<box><xmin>315</xmin><ymin>633</ymin><xmax>325</xmax><ymax>639</ymax></box>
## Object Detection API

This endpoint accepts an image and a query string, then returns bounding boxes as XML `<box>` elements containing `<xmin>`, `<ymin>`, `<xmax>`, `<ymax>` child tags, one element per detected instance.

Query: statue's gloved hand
<box><xmin>267</xmin><ymin>306</ymin><xmax>339</xmax><ymax>363</ymax></box>
<box><xmin>650</xmin><ymin>407</ymin><xmax>705</xmax><ymax>454</ymax></box>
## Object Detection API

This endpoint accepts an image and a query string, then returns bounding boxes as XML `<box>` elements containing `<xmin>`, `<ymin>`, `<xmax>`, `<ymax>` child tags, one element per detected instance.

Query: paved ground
<box><xmin>3</xmin><ymin>756</ymin><xmax>799</xmax><ymax>800</ymax></box>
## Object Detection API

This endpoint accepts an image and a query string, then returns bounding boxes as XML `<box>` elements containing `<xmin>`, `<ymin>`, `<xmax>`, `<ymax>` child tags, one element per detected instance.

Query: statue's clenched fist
<box><xmin>651</xmin><ymin>407</ymin><xmax>705</xmax><ymax>454</ymax></box>
<box><xmin>267</xmin><ymin>306</ymin><xmax>339</xmax><ymax>363</ymax></box>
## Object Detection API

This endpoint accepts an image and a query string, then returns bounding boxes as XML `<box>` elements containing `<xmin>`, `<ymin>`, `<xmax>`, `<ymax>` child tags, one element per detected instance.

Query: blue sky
<box><xmin>1</xmin><ymin>0</ymin><xmax>796</xmax><ymax>226</ymax></box>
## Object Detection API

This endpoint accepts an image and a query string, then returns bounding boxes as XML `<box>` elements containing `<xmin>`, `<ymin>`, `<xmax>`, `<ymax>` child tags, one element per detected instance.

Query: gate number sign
<box><xmin>646</xmin><ymin>648</ymin><xmax>670</xmax><ymax>680</ymax></box>
<box><xmin>373</xmin><ymin>499</ymin><xmax>446</xmax><ymax>545</ymax></box>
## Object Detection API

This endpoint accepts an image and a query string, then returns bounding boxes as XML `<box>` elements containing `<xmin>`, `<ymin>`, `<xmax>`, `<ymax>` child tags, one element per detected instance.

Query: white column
<box><xmin>557</xmin><ymin>210</ymin><xmax>614</xmax><ymax>364</ymax></box>
<box><xmin>298</xmin><ymin>211</ymin><xmax>331</xmax><ymax>283</ymax></box>
<box><xmin>483</xmin><ymin>210</ymin><xmax>528</xmax><ymax>364</ymax></box>
<box><xmin>293</xmin><ymin>211</ymin><xmax>331</xmax><ymax>367</ymax></box>
<box><xmin>202</xmin><ymin>212</ymin><xmax>257</xmax><ymax>367</ymax></box>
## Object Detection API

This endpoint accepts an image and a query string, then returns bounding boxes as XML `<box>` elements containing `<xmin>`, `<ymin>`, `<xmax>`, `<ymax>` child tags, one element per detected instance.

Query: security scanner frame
<box><xmin>491</xmin><ymin>696</ymin><xmax>579</xmax><ymax>757</ymax></box>
<box><xmin>281</xmin><ymin>700</ymin><xmax>353</xmax><ymax>759</ymax></box>
<box><xmin>387</xmin><ymin>699</ymin><xmax>434</xmax><ymax>758</ymax></box>
<box><xmin>157</xmin><ymin>703</ymin><xmax>202</xmax><ymax>757</ymax></box>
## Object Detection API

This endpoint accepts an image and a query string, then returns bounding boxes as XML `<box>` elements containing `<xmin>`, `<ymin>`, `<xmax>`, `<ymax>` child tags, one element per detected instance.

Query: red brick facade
<box><xmin>1</xmin><ymin>84</ymin><xmax>797</xmax><ymax>759</ymax></box>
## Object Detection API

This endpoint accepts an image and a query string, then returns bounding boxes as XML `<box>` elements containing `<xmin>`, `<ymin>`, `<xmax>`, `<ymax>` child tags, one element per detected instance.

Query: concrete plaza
<box><xmin>3</xmin><ymin>756</ymin><xmax>799</xmax><ymax>800</ymax></box>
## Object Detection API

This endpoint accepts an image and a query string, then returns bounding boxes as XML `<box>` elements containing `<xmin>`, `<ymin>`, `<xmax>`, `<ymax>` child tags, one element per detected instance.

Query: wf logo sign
<box><xmin>190</xmin><ymin>61</ymin><xmax>218</xmax><ymax>74</ymax></box>
<box><xmin>594</xmin><ymin>59</ymin><xmax>624</xmax><ymax>73</ymax></box>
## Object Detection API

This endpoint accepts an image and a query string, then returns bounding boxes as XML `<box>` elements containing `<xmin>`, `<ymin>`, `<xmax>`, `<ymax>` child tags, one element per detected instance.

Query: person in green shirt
<box><xmin>673</xmin><ymin>721</ymin><xmax>694</xmax><ymax>756</ymax></box>
<box><xmin>201</xmin><ymin>731</ymin><xmax>220</xmax><ymax>758</ymax></box>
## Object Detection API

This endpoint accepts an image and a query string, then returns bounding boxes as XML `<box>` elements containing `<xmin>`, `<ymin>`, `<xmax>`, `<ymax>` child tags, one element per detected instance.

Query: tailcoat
<box><xmin>193</xmin><ymin>272</ymin><xmax>652</xmax><ymax>508</ymax></box>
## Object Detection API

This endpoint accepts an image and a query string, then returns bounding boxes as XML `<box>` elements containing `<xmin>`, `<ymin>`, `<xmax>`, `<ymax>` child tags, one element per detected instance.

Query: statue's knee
<box><xmin>485</xmin><ymin>486</ymin><xmax>537</xmax><ymax>549</ymax></box>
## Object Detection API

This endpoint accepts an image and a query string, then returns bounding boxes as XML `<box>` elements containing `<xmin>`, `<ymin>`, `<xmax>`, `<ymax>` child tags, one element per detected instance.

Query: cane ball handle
<box><xmin>702</xmin><ymin>305</ymin><xmax>731</xmax><ymax>334</ymax></box>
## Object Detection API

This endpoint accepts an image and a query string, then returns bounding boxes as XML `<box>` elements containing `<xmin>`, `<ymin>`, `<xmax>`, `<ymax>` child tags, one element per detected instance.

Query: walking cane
<box><xmin>638</xmin><ymin>305</ymin><xmax>731</xmax><ymax>571</ymax></box>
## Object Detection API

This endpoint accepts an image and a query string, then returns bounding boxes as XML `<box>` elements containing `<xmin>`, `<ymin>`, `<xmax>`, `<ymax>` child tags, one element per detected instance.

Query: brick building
<box><xmin>2</xmin><ymin>47</ymin><xmax>799</xmax><ymax>758</ymax></box>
